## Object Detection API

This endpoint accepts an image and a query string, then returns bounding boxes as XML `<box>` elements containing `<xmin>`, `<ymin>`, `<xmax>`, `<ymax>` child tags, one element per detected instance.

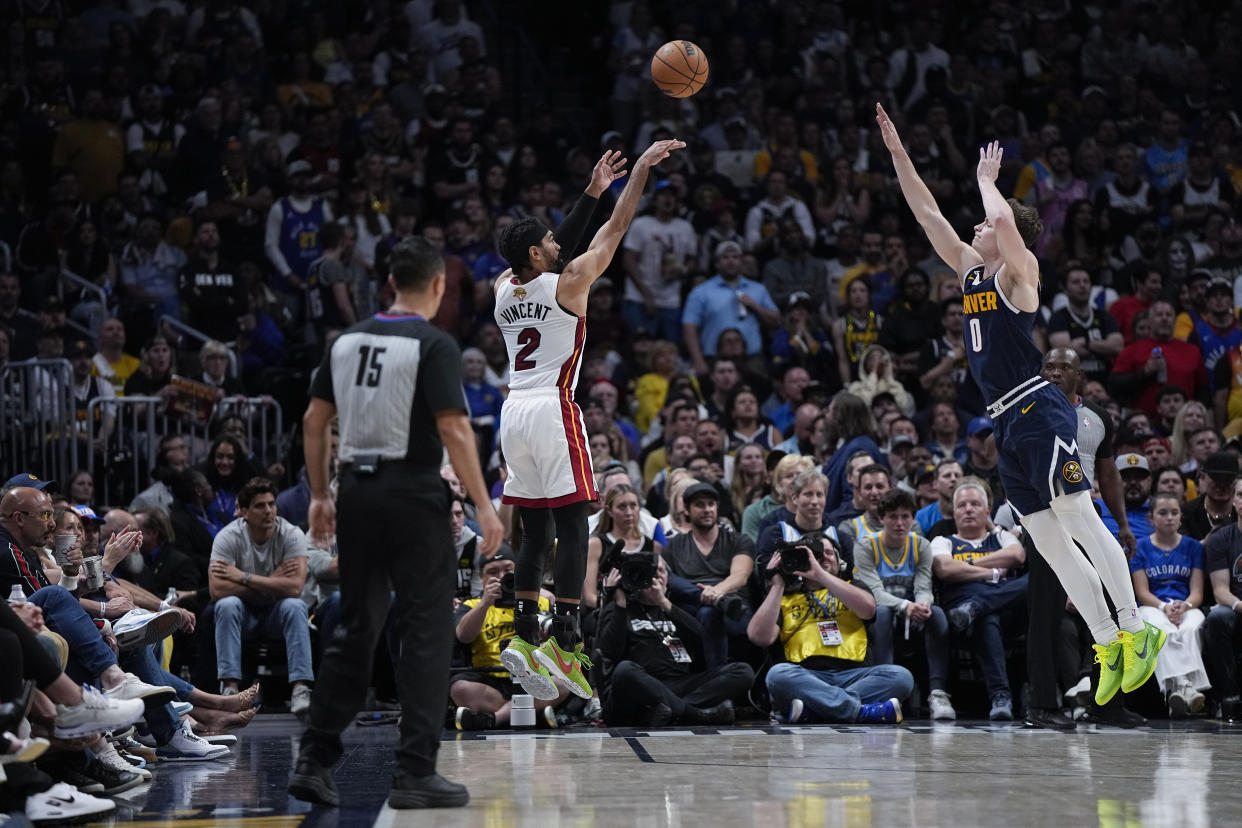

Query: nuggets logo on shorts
<box><xmin>1062</xmin><ymin>461</ymin><xmax>1084</xmax><ymax>484</ymax></box>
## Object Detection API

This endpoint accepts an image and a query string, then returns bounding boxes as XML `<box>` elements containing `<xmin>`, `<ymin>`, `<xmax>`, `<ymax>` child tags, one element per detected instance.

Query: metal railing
<box><xmin>88</xmin><ymin>395</ymin><xmax>284</xmax><ymax>508</ymax></box>
<box><xmin>0</xmin><ymin>359</ymin><xmax>79</xmax><ymax>487</ymax></box>
<box><xmin>159</xmin><ymin>314</ymin><xmax>240</xmax><ymax>380</ymax></box>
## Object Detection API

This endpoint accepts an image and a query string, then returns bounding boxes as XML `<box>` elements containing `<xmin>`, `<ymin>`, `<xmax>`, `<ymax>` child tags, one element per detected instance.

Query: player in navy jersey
<box><xmin>877</xmin><ymin>102</ymin><xmax>1165</xmax><ymax>705</ymax></box>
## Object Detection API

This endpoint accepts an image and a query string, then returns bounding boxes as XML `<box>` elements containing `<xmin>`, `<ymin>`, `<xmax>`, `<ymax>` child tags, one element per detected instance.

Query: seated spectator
<box><xmin>117</xmin><ymin>213</ymin><xmax>187</xmax><ymax>329</ymax></box>
<box><xmin>748</xmin><ymin>533</ymin><xmax>912</xmax><ymax>724</ymax></box>
<box><xmin>587</xmin><ymin>465</ymin><xmax>667</xmax><ymax>546</ymax></box>
<box><xmin>730</xmin><ymin>443</ymin><xmax>769</xmax><ymax>519</ymax></box>
<box><xmin>91</xmin><ymin>317</ymin><xmax>141</xmax><ymax>396</ymax></box>
<box><xmin>832</xmin><ymin>462</ymin><xmax>893</xmax><ymax>547</ymax></box>
<box><xmin>1100</xmin><ymin>453</ymin><xmax>1155</xmax><ymax>541</ymax></box>
<box><xmin>198</xmin><ymin>340</ymin><xmax>245</xmax><ymax>397</ymax></box>
<box><xmin>132</xmin><ymin>507</ymin><xmax>208</xmax><ymax>614</ymax></box>
<box><xmin>756</xmin><ymin>470</ymin><xmax>837</xmax><ymax>571</ymax></box>
<box><xmin>596</xmin><ymin>553</ymin><xmax>751</xmax><ymax>726</ymax></box>
<box><xmin>1202</xmin><ymin>476</ymin><xmax>1242</xmax><ymax>719</ymax></box>
<box><xmin>724</xmin><ymin>385</ymin><xmax>783</xmax><ymax>450</ymax></box>
<box><xmin>451</xmin><ymin>551</ymin><xmax>569</xmax><ymax>730</ymax></box>
<box><xmin>821</xmin><ymin>391</ymin><xmax>884</xmax><ymax>515</ymax></box>
<box><xmin>584</xmin><ymin>484</ymin><xmax>663</xmax><ymax>610</ymax></box>
<box><xmin>122</xmin><ymin>335</ymin><xmax>178</xmax><ymax>410</ymax></box>
<box><xmin>662</xmin><ymin>483</ymin><xmax>754</xmax><ymax>669</ymax></box>
<box><xmin>207</xmin><ymin>477</ymin><xmax>313</xmax><ymax>717</ymax></box>
<box><xmin>915</xmin><ymin>458</ymin><xmax>962</xmax><ymax>534</ymax></box>
<box><xmin>740</xmin><ymin>454</ymin><xmax>814</xmax><ymax>542</ymax></box>
<box><xmin>451</xmin><ymin>494</ymin><xmax>484</xmax><ymax>602</ymax></box>
<box><xmin>201</xmin><ymin>434</ymin><xmax>249</xmax><ymax>526</ymax></box>
<box><xmin>848</xmin><ymin>345</ymin><xmax>915</xmax><ymax>416</ymax></box>
<box><xmin>930</xmin><ymin>478</ymin><xmax>1028</xmax><ymax>720</ymax></box>
<box><xmin>1130</xmin><ymin>493</ymin><xmax>1209</xmax><ymax>716</ymax></box>
<box><xmin>1181</xmin><ymin>451</ymin><xmax>1239</xmax><ymax>540</ymax></box>
<box><xmin>854</xmin><ymin>489</ymin><xmax>954</xmax><ymax>720</ymax></box>
<box><xmin>130</xmin><ymin>433</ymin><xmax>191</xmax><ymax>513</ymax></box>
<box><xmin>462</xmin><ymin>347</ymin><xmax>502</xmax><ymax>455</ymax></box>
<box><xmin>1110</xmin><ymin>300</ymin><xmax>1207</xmax><ymax>417</ymax></box>
<box><xmin>659</xmin><ymin>475</ymin><xmax>697</xmax><ymax>540</ymax></box>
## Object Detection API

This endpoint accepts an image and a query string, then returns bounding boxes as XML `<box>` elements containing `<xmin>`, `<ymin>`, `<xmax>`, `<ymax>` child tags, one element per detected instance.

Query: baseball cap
<box><xmin>286</xmin><ymin>159</ymin><xmax>312</xmax><ymax>176</ymax></box>
<box><xmin>3</xmin><ymin>473</ymin><xmax>56</xmax><ymax>491</ymax></box>
<box><xmin>1142</xmin><ymin>436</ymin><xmax>1171</xmax><ymax>454</ymax></box>
<box><xmin>67</xmin><ymin>338</ymin><xmax>93</xmax><ymax>358</ymax></box>
<box><xmin>1208</xmin><ymin>277</ymin><xmax>1233</xmax><ymax>295</ymax></box>
<box><xmin>890</xmin><ymin>434</ymin><xmax>916</xmax><ymax>449</ymax></box>
<box><xmin>714</xmin><ymin>240</ymin><xmax>743</xmax><ymax>259</ymax></box>
<box><xmin>1116</xmin><ymin>453</ymin><xmax>1151</xmax><ymax>474</ymax></box>
<box><xmin>966</xmin><ymin>416</ymin><xmax>994</xmax><ymax>438</ymax></box>
<box><xmin>72</xmin><ymin>504</ymin><xmax>103</xmax><ymax>523</ymax></box>
<box><xmin>683</xmin><ymin>482</ymin><xmax>719</xmax><ymax>503</ymax></box>
<box><xmin>1203</xmin><ymin>451</ymin><xmax>1240</xmax><ymax>479</ymax></box>
<box><xmin>915</xmin><ymin>463</ymin><xmax>938</xmax><ymax>483</ymax></box>
<box><xmin>787</xmin><ymin>291</ymin><xmax>814</xmax><ymax>310</ymax></box>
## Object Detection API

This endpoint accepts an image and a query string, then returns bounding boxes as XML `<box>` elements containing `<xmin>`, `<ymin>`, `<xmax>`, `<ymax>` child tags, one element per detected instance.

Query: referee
<box><xmin>1024</xmin><ymin>347</ymin><xmax>1142</xmax><ymax>729</ymax></box>
<box><xmin>289</xmin><ymin>237</ymin><xmax>503</xmax><ymax>810</ymax></box>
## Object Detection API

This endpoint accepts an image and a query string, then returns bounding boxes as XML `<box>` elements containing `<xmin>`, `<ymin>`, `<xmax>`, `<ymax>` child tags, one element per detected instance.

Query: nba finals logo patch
<box><xmin>513</xmin><ymin>287</ymin><xmax>527</xmax><ymax>301</ymax></box>
<box><xmin>1062</xmin><ymin>461</ymin><xmax>1084</xmax><ymax>484</ymax></box>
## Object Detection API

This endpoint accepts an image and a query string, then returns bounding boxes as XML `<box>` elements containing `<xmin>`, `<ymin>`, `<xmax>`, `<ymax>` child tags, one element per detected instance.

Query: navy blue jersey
<box><xmin>962</xmin><ymin>263</ymin><xmax>1043</xmax><ymax>402</ymax></box>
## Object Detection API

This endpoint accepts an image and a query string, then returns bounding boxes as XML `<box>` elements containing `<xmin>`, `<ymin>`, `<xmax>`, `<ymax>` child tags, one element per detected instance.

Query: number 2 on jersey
<box><xmin>514</xmin><ymin>327</ymin><xmax>540</xmax><ymax>371</ymax></box>
<box><xmin>969</xmin><ymin>317</ymin><xmax>983</xmax><ymax>352</ymax></box>
<box><xmin>354</xmin><ymin>344</ymin><xmax>386</xmax><ymax>387</ymax></box>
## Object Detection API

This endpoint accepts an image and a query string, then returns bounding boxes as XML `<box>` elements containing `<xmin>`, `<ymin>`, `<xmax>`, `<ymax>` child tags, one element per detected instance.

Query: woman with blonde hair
<box><xmin>1168</xmin><ymin>401</ymin><xmax>1213</xmax><ymax>470</ymax></box>
<box><xmin>740</xmin><ymin>454</ymin><xmax>815</xmax><ymax>541</ymax></box>
<box><xmin>730</xmin><ymin>443</ymin><xmax>769</xmax><ymax>519</ymax></box>
<box><xmin>661</xmin><ymin>474</ymin><xmax>698</xmax><ymax>540</ymax></box>
<box><xmin>583</xmin><ymin>484</ymin><xmax>663</xmax><ymax>609</ymax></box>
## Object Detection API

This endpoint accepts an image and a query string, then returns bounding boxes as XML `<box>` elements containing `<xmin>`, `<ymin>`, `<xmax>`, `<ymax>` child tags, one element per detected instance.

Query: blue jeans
<box><xmin>666</xmin><ymin>573</ymin><xmax>752</xmax><ymax>669</ymax></box>
<box><xmin>28</xmin><ymin>586</ymin><xmax>116</xmax><ymax>682</ymax></box>
<box><xmin>622</xmin><ymin>299</ymin><xmax>682</xmax><ymax>342</ymax></box>
<box><xmin>213</xmin><ymin>596</ymin><xmax>314</xmax><ymax>684</ymax></box>
<box><xmin>766</xmin><ymin>662</ymin><xmax>914</xmax><ymax>723</ymax></box>
<box><xmin>871</xmin><ymin>604</ymin><xmax>950</xmax><ymax>691</ymax></box>
<box><xmin>943</xmin><ymin>575</ymin><xmax>1028</xmax><ymax>697</ymax></box>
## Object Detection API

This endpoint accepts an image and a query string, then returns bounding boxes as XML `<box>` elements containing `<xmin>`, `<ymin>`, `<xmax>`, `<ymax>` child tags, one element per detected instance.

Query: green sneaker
<box><xmin>1119</xmin><ymin>622</ymin><xmax>1167</xmax><ymax>694</ymax></box>
<box><xmin>534</xmin><ymin>637</ymin><xmax>594</xmax><ymax>700</ymax></box>
<box><xmin>499</xmin><ymin>636</ymin><xmax>559</xmax><ymax>700</ymax></box>
<box><xmin>1092</xmin><ymin>639</ymin><xmax>1124</xmax><ymax>706</ymax></box>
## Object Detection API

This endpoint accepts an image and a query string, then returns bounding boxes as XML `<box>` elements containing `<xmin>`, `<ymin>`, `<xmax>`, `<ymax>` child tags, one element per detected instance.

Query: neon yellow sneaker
<box><xmin>1092</xmin><ymin>639</ymin><xmax>1125</xmax><ymax>705</ymax></box>
<box><xmin>499</xmin><ymin>636</ymin><xmax>559</xmax><ymax>700</ymax></box>
<box><xmin>1119</xmin><ymin>622</ymin><xmax>1167</xmax><ymax>694</ymax></box>
<box><xmin>534</xmin><ymin>637</ymin><xmax>594</xmax><ymax>700</ymax></box>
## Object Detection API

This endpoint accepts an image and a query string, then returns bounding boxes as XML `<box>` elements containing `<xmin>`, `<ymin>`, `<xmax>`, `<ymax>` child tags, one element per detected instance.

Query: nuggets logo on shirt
<box><xmin>1062</xmin><ymin>461</ymin><xmax>1084</xmax><ymax>484</ymax></box>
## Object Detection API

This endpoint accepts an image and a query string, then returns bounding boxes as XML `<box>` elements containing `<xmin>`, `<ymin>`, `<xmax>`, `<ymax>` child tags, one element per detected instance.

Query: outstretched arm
<box><xmin>876</xmin><ymin>103</ymin><xmax>977</xmax><ymax>276</ymax></box>
<box><xmin>560</xmin><ymin>139</ymin><xmax>685</xmax><ymax>294</ymax></box>
<box><xmin>977</xmin><ymin>141</ymin><xmax>1038</xmax><ymax>284</ymax></box>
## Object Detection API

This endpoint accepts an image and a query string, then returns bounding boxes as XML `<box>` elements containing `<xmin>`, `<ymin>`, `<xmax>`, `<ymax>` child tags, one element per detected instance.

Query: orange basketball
<box><xmin>651</xmin><ymin>40</ymin><xmax>709</xmax><ymax>98</ymax></box>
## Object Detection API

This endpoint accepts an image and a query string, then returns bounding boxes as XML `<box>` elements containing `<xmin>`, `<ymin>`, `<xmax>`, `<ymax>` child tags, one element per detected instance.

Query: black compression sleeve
<box><xmin>552</xmin><ymin>193</ymin><xmax>600</xmax><ymax>259</ymax></box>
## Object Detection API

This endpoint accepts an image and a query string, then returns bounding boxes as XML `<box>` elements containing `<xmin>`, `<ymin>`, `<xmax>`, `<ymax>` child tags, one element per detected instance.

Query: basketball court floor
<box><xmin>48</xmin><ymin>714</ymin><xmax>1239</xmax><ymax>827</ymax></box>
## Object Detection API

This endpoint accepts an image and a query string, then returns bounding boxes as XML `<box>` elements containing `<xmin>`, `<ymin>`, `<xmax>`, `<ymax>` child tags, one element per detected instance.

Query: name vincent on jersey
<box><xmin>497</xmin><ymin>301</ymin><xmax>553</xmax><ymax>326</ymax></box>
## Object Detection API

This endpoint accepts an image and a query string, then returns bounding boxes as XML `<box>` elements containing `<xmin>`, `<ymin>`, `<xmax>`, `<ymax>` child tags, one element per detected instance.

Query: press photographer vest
<box><xmin>779</xmin><ymin>588</ymin><xmax>867</xmax><ymax>665</ymax></box>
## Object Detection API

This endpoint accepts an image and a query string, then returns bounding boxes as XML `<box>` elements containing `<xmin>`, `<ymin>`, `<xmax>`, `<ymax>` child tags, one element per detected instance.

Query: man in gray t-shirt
<box><xmin>209</xmin><ymin>477</ymin><xmax>315</xmax><ymax>715</ymax></box>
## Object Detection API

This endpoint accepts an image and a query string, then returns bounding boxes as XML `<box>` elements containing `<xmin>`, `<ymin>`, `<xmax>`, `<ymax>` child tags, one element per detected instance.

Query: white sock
<box><xmin>1049</xmin><ymin>491</ymin><xmax>1141</xmax><ymax>631</ymax></box>
<box><xmin>1020</xmin><ymin>507</ymin><xmax>1119</xmax><ymax>645</ymax></box>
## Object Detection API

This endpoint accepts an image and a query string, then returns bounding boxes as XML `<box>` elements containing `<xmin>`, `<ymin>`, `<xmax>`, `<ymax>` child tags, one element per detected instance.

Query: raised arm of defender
<box><xmin>876</xmin><ymin>103</ymin><xmax>978</xmax><ymax>276</ymax></box>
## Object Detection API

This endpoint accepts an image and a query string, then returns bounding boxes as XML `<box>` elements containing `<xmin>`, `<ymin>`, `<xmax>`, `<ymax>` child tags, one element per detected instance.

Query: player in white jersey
<box><xmin>492</xmin><ymin>138</ymin><xmax>684</xmax><ymax>701</ymax></box>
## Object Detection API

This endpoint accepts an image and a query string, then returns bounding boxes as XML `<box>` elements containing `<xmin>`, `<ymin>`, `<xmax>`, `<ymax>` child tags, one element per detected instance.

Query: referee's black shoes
<box><xmin>388</xmin><ymin>771</ymin><xmax>469</xmax><ymax>809</ymax></box>
<box><xmin>1078</xmin><ymin>703</ymin><xmax>1146</xmax><ymax>728</ymax></box>
<box><xmin>289</xmin><ymin>757</ymin><xmax>340</xmax><ymax>807</ymax></box>
<box><xmin>1023</xmin><ymin>707</ymin><xmax>1076</xmax><ymax>731</ymax></box>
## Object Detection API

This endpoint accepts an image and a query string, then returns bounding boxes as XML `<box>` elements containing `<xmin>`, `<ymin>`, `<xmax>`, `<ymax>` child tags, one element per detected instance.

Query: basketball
<box><xmin>651</xmin><ymin>40</ymin><xmax>709</xmax><ymax>99</ymax></box>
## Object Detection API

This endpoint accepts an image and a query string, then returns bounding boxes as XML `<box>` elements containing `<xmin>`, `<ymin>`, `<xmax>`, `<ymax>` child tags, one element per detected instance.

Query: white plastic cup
<box><xmin>82</xmin><ymin>556</ymin><xmax>105</xmax><ymax>591</ymax></box>
<box><xmin>53</xmin><ymin>534</ymin><xmax>75</xmax><ymax>566</ymax></box>
<box><xmin>510</xmin><ymin>694</ymin><xmax>536</xmax><ymax>728</ymax></box>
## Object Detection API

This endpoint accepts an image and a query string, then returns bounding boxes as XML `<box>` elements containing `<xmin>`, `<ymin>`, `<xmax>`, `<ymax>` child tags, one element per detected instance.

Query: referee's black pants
<box><xmin>301</xmin><ymin>466</ymin><xmax>455</xmax><ymax>778</ymax></box>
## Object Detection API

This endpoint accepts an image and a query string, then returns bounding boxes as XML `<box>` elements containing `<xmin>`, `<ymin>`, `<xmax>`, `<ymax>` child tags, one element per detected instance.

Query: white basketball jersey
<box><xmin>494</xmin><ymin>272</ymin><xmax>585</xmax><ymax>392</ymax></box>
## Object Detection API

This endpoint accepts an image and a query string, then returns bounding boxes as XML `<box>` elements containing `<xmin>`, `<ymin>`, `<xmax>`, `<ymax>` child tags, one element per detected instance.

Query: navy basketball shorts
<box><xmin>993</xmin><ymin>384</ymin><xmax>1092</xmax><ymax>517</ymax></box>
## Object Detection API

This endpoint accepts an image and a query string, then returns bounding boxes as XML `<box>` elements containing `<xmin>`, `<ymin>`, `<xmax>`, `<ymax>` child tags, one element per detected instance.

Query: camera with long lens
<box><xmin>497</xmin><ymin>572</ymin><xmax>516</xmax><ymax>607</ymax></box>
<box><xmin>601</xmin><ymin>540</ymin><xmax>658</xmax><ymax>595</ymax></box>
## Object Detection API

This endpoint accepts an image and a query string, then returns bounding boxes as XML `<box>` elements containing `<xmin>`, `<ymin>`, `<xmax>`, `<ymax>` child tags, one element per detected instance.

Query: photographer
<box><xmin>853</xmin><ymin>490</ymin><xmax>955</xmax><ymax>720</ymax></box>
<box><xmin>451</xmin><ymin>552</ymin><xmax>568</xmax><ymax>730</ymax></box>
<box><xmin>756</xmin><ymin>470</ymin><xmax>842</xmax><ymax>572</ymax></box>
<box><xmin>663</xmin><ymin>483</ymin><xmax>757</xmax><ymax>668</ymax></box>
<box><xmin>597</xmin><ymin>554</ymin><xmax>753</xmax><ymax>726</ymax></box>
<box><xmin>747</xmin><ymin>535</ymin><xmax>912</xmax><ymax>724</ymax></box>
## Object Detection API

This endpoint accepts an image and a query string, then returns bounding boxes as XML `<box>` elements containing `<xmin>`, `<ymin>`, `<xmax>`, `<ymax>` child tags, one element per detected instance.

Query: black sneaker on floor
<box><xmin>1024</xmin><ymin>707</ymin><xmax>1076</xmax><ymax>731</ymax></box>
<box><xmin>50</xmin><ymin>766</ymin><xmax>105</xmax><ymax>795</ymax></box>
<box><xmin>288</xmin><ymin>756</ymin><xmax>340</xmax><ymax>807</ymax></box>
<box><xmin>453</xmin><ymin>707</ymin><xmax>496</xmax><ymax>732</ymax></box>
<box><xmin>81</xmin><ymin>755</ymin><xmax>144</xmax><ymax>795</ymax></box>
<box><xmin>388</xmin><ymin>772</ymin><xmax>469</xmax><ymax>809</ymax></box>
<box><xmin>1080</xmin><ymin>703</ymin><xmax>1146</xmax><ymax>728</ymax></box>
<box><xmin>640</xmin><ymin>703</ymin><xmax>673</xmax><ymax>728</ymax></box>
<box><xmin>680</xmin><ymin>700</ymin><xmax>735</xmax><ymax>726</ymax></box>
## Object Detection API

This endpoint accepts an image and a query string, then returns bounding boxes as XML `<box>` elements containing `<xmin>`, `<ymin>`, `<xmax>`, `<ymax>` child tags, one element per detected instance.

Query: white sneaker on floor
<box><xmin>928</xmin><ymin>689</ymin><xmax>957</xmax><ymax>721</ymax></box>
<box><xmin>114</xmin><ymin>607</ymin><xmax>183</xmax><ymax>652</ymax></box>
<box><xmin>201</xmin><ymin>734</ymin><xmax>237</xmax><ymax>746</ymax></box>
<box><xmin>95</xmin><ymin>744</ymin><xmax>152</xmax><ymax>782</ymax></box>
<box><xmin>290</xmin><ymin>684</ymin><xmax>313</xmax><ymax>720</ymax></box>
<box><xmin>156</xmin><ymin>719</ymin><xmax>231</xmax><ymax>762</ymax></box>
<box><xmin>170</xmin><ymin>701</ymin><xmax>194</xmax><ymax>718</ymax></box>
<box><xmin>787</xmin><ymin>698</ymin><xmax>805</xmax><ymax>724</ymax></box>
<box><xmin>1065</xmin><ymin>676</ymin><xmax>1092</xmax><ymax>707</ymax></box>
<box><xmin>103</xmin><ymin>673</ymin><xmax>176</xmax><ymax>704</ymax></box>
<box><xmin>54</xmin><ymin>686</ymin><xmax>145</xmax><ymax>739</ymax></box>
<box><xmin>26</xmin><ymin>782</ymin><xmax>116</xmax><ymax>823</ymax></box>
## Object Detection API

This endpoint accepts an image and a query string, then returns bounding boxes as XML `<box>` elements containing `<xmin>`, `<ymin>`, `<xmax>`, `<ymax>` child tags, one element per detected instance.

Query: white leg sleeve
<box><xmin>1048</xmin><ymin>490</ymin><xmax>1142</xmax><ymax>632</ymax></box>
<box><xmin>1019</xmin><ymin>505</ymin><xmax>1118</xmax><ymax>644</ymax></box>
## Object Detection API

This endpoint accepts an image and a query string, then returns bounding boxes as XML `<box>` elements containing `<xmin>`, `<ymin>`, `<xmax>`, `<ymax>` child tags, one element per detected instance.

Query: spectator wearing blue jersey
<box><xmin>264</xmin><ymin>160</ymin><xmax>333</xmax><ymax>322</ymax></box>
<box><xmin>1130</xmin><ymin>492</ymin><xmax>1209</xmax><ymax>716</ymax></box>
<box><xmin>1144</xmin><ymin>110</ymin><xmax>1189</xmax><ymax>196</ymax></box>
<box><xmin>1100</xmin><ymin>453</ymin><xmax>1155</xmax><ymax>541</ymax></box>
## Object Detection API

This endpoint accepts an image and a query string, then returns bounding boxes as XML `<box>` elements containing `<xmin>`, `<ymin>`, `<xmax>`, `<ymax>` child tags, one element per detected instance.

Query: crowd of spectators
<box><xmin>10</xmin><ymin>0</ymin><xmax>1242</xmax><ymax>812</ymax></box>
